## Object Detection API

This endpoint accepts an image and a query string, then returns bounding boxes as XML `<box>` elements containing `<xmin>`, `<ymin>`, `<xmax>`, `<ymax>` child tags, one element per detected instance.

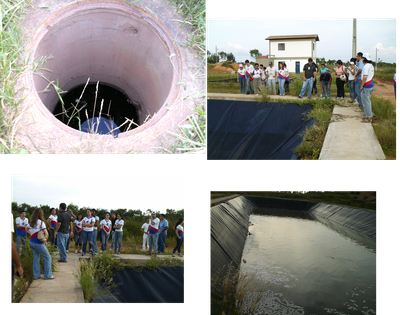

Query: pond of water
<box><xmin>241</xmin><ymin>209</ymin><xmax>376</xmax><ymax>315</ymax></box>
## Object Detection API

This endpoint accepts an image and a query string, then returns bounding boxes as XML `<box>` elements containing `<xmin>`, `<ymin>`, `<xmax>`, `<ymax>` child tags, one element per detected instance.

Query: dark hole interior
<box><xmin>53</xmin><ymin>83</ymin><xmax>139</xmax><ymax>136</ymax></box>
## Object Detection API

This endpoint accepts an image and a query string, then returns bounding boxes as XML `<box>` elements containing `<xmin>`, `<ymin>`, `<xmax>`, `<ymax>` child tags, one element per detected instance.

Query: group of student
<box><xmin>237</xmin><ymin>60</ymin><xmax>290</xmax><ymax>96</ymax></box>
<box><xmin>236</xmin><ymin>52</ymin><xmax>395</xmax><ymax>124</ymax></box>
<box><xmin>13</xmin><ymin>204</ymin><xmax>184</xmax><ymax>282</ymax></box>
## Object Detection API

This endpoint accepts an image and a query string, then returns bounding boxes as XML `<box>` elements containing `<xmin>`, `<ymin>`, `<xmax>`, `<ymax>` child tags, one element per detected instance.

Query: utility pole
<box><xmin>352</xmin><ymin>18</ymin><xmax>357</xmax><ymax>58</ymax></box>
<box><xmin>215</xmin><ymin>45</ymin><xmax>218</xmax><ymax>62</ymax></box>
<box><xmin>376</xmin><ymin>47</ymin><xmax>379</xmax><ymax>71</ymax></box>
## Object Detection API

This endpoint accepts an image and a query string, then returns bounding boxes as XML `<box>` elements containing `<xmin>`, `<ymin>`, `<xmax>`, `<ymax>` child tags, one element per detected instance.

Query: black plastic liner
<box><xmin>93</xmin><ymin>266</ymin><xmax>184</xmax><ymax>303</ymax></box>
<box><xmin>245</xmin><ymin>196</ymin><xmax>318</xmax><ymax>212</ymax></box>
<box><xmin>207</xmin><ymin>100</ymin><xmax>315</xmax><ymax>160</ymax></box>
<box><xmin>211</xmin><ymin>196</ymin><xmax>256</xmax><ymax>277</ymax></box>
<box><xmin>309</xmin><ymin>203</ymin><xmax>376</xmax><ymax>240</ymax></box>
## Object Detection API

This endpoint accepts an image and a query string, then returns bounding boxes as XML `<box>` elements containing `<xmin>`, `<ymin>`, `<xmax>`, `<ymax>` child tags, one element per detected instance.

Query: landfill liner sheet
<box><xmin>94</xmin><ymin>266</ymin><xmax>184</xmax><ymax>303</ymax></box>
<box><xmin>207</xmin><ymin>100</ymin><xmax>315</xmax><ymax>160</ymax></box>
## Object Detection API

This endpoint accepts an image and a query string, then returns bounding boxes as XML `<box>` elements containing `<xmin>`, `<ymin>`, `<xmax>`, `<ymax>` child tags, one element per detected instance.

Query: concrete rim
<box><xmin>27</xmin><ymin>0</ymin><xmax>181</xmax><ymax>139</ymax></box>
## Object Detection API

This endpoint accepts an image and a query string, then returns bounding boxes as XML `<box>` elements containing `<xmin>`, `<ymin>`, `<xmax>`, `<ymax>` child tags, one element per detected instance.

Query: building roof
<box><xmin>266</xmin><ymin>34</ymin><xmax>319</xmax><ymax>41</ymax></box>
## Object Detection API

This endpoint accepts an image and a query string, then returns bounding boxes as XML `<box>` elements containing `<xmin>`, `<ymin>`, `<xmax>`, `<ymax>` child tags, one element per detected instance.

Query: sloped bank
<box><xmin>211</xmin><ymin>195</ymin><xmax>376</xmax><ymax>276</ymax></box>
<box><xmin>93</xmin><ymin>266</ymin><xmax>184</xmax><ymax>303</ymax></box>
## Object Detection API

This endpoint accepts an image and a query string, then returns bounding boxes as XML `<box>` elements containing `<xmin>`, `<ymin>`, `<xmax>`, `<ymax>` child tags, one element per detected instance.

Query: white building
<box><xmin>257</xmin><ymin>34</ymin><xmax>319</xmax><ymax>73</ymax></box>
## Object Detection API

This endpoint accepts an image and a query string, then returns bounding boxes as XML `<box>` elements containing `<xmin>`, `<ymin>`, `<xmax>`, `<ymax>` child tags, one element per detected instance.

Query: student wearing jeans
<box><xmin>298</xmin><ymin>58</ymin><xmax>317</xmax><ymax>98</ymax></box>
<box><xmin>355</xmin><ymin>52</ymin><xmax>365</xmax><ymax>108</ymax></box>
<box><xmin>252</xmin><ymin>63</ymin><xmax>262</xmax><ymax>95</ymax></box>
<box><xmin>54</xmin><ymin>203</ymin><xmax>73</xmax><ymax>262</ymax></box>
<box><xmin>46</xmin><ymin>208</ymin><xmax>58</xmax><ymax>247</ymax></box>
<box><xmin>237</xmin><ymin>64</ymin><xmax>246</xmax><ymax>94</ymax></box>
<box><xmin>244</xmin><ymin>60</ymin><xmax>254</xmax><ymax>94</ymax></box>
<box><xmin>110</xmin><ymin>212</ymin><xmax>116</xmax><ymax>251</ymax></box>
<box><xmin>320</xmin><ymin>72</ymin><xmax>332</xmax><ymax>98</ymax></box>
<box><xmin>81</xmin><ymin>209</ymin><xmax>95</xmax><ymax>256</ymax></box>
<box><xmin>15</xmin><ymin>210</ymin><xmax>28</xmax><ymax>256</ymax></box>
<box><xmin>91</xmin><ymin>209</ymin><xmax>99</xmax><ymax>255</ymax></box>
<box><xmin>100</xmin><ymin>213</ymin><xmax>112</xmax><ymax>252</ymax></box>
<box><xmin>172</xmin><ymin>218</ymin><xmax>184</xmax><ymax>257</ymax></box>
<box><xmin>146</xmin><ymin>211</ymin><xmax>160</xmax><ymax>257</ymax></box>
<box><xmin>113</xmin><ymin>214</ymin><xmax>124</xmax><ymax>255</ymax></box>
<box><xmin>360</xmin><ymin>53</ymin><xmax>375</xmax><ymax>123</ymax></box>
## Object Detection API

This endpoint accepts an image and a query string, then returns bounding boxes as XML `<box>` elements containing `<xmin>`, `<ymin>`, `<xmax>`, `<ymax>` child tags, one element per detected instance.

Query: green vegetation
<box><xmin>211</xmin><ymin>191</ymin><xmax>377</xmax><ymax>211</ymax></box>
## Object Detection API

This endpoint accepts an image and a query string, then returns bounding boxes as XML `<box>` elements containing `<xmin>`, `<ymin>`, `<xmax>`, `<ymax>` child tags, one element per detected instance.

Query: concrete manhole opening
<box><xmin>30</xmin><ymin>1</ymin><xmax>180</xmax><ymax>137</ymax></box>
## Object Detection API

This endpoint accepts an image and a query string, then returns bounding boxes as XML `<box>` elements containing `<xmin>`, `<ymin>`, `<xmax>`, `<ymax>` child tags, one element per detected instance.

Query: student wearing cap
<box><xmin>360</xmin><ymin>53</ymin><xmax>375</xmax><ymax>123</ymax></box>
<box><xmin>146</xmin><ymin>211</ymin><xmax>160</xmax><ymax>257</ymax></box>
<box><xmin>237</xmin><ymin>64</ymin><xmax>246</xmax><ymax>94</ymax></box>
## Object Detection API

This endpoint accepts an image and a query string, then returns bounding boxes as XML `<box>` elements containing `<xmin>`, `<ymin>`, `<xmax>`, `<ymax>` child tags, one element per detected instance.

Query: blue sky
<box><xmin>12</xmin><ymin>175</ymin><xmax>184</xmax><ymax>211</ymax></box>
<box><xmin>207</xmin><ymin>19</ymin><xmax>396</xmax><ymax>63</ymax></box>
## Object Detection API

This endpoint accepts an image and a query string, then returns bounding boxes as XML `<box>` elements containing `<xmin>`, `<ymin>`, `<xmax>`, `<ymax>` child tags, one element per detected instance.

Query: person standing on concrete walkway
<box><xmin>66</xmin><ymin>209</ymin><xmax>76</xmax><ymax>253</ymax></box>
<box><xmin>158</xmin><ymin>214</ymin><xmax>169</xmax><ymax>254</ymax></box>
<box><xmin>252</xmin><ymin>63</ymin><xmax>262</xmax><ymax>95</ymax></box>
<box><xmin>266</xmin><ymin>62</ymin><xmax>277</xmax><ymax>95</ymax></box>
<box><xmin>237</xmin><ymin>64</ymin><xmax>246</xmax><ymax>94</ymax></box>
<box><xmin>46</xmin><ymin>208</ymin><xmax>58</xmax><ymax>247</ymax></box>
<box><xmin>244</xmin><ymin>60</ymin><xmax>254</xmax><ymax>95</ymax></box>
<box><xmin>348</xmin><ymin>59</ymin><xmax>357</xmax><ymax>103</ymax></box>
<box><xmin>146</xmin><ymin>211</ymin><xmax>160</xmax><ymax>257</ymax></box>
<box><xmin>54</xmin><ymin>203</ymin><xmax>73</xmax><ymax>263</ymax></box>
<box><xmin>355</xmin><ymin>52</ymin><xmax>365</xmax><ymax>108</ymax></box>
<box><xmin>171</xmin><ymin>218</ymin><xmax>184</xmax><ymax>257</ymax></box>
<box><xmin>298</xmin><ymin>58</ymin><xmax>317</xmax><ymax>99</ymax></box>
<box><xmin>91</xmin><ymin>209</ymin><xmax>99</xmax><ymax>255</ymax></box>
<box><xmin>334</xmin><ymin>60</ymin><xmax>347</xmax><ymax>99</ymax></box>
<box><xmin>26</xmin><ymin>208</ymin><xmax>55</xmax><ymax>280</ymax></box>
<box><xmin>73</xmin><ymin>213</ymin><xmax>83</xmax><ymax>254</ymax></box>
<box><xmin>320</xmin><ymin>72</ymin><xmax>332</xmax><ymax>98</ymax></box>
<box><xmin>100</xmin><ymin>213</ymin><xmax>112</xmax><ymax>252</ymax></box>
<box><xmin>360</xmin><ymin>53</ymin><xmax>375</xmax><ymax>123</ymax></box>
<box><xmin>82</xmin><ymin>209</ymin><xmax>95</xmax><ymax>256</ymax></box>
<box><xmin>109</xmin><ymin>212</ymin><xmax>117</xmax><ymax>251</ymax></box>
<box><xmin>113</xmin><ymin>214</ymin><xmax>124</xmax><ymax>255</ymax></box>
<box><xmin>141</xmin><ymin>217</ymin><xmax>150</xmax><ymax>251</ymax></box>
<box><xmin>15</xmin><ymin>210</ymin><xmax>28</xmax><ymax>256</ymax></box>
<box><xmin>278</xmin><ymin>62</ymin><xmax>289</xmax><ymax>96</ymax></box>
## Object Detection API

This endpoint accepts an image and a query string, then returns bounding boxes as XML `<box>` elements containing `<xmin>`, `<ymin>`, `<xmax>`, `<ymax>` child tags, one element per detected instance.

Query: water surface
<box><xmin>241</xmin><ymin>209</ymin><xmax>376</xmax><ymax>315</ymax></box>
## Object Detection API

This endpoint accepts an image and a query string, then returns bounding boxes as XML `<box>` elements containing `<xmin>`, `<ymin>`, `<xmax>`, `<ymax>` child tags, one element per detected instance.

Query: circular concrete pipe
<box><xmin>15</xmin><ymin>0</ymin><xmax>203</xmax><ymax>153</ymax></box>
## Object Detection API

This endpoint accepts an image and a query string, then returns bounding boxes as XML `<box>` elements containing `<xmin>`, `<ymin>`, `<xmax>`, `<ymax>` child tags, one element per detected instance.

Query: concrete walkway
<box><xmin>20</xmin><ymin>252</ymin><xmax>84</xmax><ymax>303</ymax></box>
<box><xmin>319</xmin><ymin>105</ymin><xmax>386</xmax><ymax>160</ymax></box>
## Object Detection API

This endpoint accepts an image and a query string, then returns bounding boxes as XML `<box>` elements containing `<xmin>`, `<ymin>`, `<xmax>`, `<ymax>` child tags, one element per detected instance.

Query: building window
<box><xmin>278</xmin><ymin>43</ymin><xmax>285</xmax><ymax>51</ymax></box>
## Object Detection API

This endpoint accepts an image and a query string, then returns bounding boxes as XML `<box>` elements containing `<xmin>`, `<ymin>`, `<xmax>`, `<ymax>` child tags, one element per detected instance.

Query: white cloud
<box><xmin>222</xmin><ymin>42</ymin><xmax>250</xmax><ymax>54</ymax></box>
<box><xmin>372</xmin><ymin>43</ymin><xmax>396</xmax><ymax>62</ymax></box>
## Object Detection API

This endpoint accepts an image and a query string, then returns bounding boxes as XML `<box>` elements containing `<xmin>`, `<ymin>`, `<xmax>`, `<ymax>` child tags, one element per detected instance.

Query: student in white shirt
<box><xmin>266</xmin><ymin>62</ymin><xmax>278</xmax><ymax>95</ymax></box>
<box><xmin>141</xmin><ymin>217</ymin><xmax>150</xmax><ymax>251</ymax></box>
<box><xmin>46</xmin><ymin>208</ymin><xmax>58</xmax><ymax>247</ymax></box>
<box><xmin>81</xmin><ymin>209</ymin><xmax>95</xmax><ymax>256</ymax></box>
<box><xmin>146</xmin><ymin>211</ymin><xmax>160</xmax><ymax>257</ymax></box>
<box><xmin>244</xmin><ymin>59</ymin><xmax>254</xmax><ymax>94</ymax></box>
<box><xmin>172</xmin><ymin>218</ymin><xmax>184</xmax><ymax>257</ymax></box>
<box><xmin>100</xmin><ymin>212</ymin><xmax>113</xmax><ymax>252</ymax></box>
<box><xmin>26</xmin><ymin>208</ymin><xmax>55</xmax><ymax>280</ymax></box>
<box><xmin>74</xmin><ymin>213</ymin><xmax>83</xmax><ymax>254</ymax></box>
<box><xmin>113</xmin><ymin>214</ymin><xmax>124</xmax><ymax>255</ymax></box>
<box><xmin>237</xmin><ymin>64</ymin><xmax>246</xmax><ymax>94</ymax></box>
<box><xmin>15</xmin><ymin>210</ymin><xmax>28</xmax><ymax>256</ymax></box>
<box><xmin>360</xmin><ymin>53</ymin><xmax>375</xmax><ymax>123</ymax></box>
<box><xmin>252</xmin><ymin>63</ymin><xmax>263</xmax><ymax>95</ymax></box>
